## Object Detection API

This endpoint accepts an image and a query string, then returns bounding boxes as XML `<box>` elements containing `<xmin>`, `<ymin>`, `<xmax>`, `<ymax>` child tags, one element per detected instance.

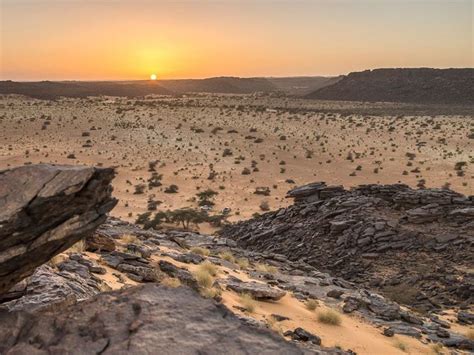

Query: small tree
<box><xmin>196</xmin><ymin>189</ymin><xmax>218</xmax><ymax>206</ymax></box>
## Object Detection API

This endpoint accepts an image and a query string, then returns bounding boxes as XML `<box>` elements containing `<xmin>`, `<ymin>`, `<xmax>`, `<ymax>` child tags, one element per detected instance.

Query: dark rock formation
<box><xmin>0</xmin><ymin>164</ymin><xmax>116</xmax><ymax>294</ymax></box>
<box><xmin>0</xmin><ymin>284</ymin><xmax>307</xmax><ymax>354</ymax></box>
<box><xmin>225</xmin><ymin>277</ymin><xmax>286</xmax><ymax>301</ymax></box>
<box><xmin>221</xmin><ymin>182</ymin><xmax>474</xmax><ymax>311</ymax></box>
<box><xmin>306</xmin><ymin>68</ymin><xmax>474</xmax><ymax>105</ymax></box>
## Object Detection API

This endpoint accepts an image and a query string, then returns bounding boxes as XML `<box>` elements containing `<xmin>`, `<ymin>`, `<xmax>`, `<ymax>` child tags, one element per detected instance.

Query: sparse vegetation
<box><xmin>317</xmin><ymin>309</ymin><xmax>342</xmax><ymax>326</ymax></box>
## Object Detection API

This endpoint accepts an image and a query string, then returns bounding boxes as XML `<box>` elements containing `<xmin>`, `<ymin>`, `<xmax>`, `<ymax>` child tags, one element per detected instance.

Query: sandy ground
<box><xmin>1</xmin><ymin>94</ymin><xmax>472</xmax><ymax>232</ymax></box>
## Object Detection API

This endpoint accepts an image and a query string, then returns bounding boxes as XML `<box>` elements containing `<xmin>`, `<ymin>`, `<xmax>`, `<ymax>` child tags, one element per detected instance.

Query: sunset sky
<box><xmin>1</xmin><ymin>0</ymin><xmax>472</xmax><ymax>81</ymax></box>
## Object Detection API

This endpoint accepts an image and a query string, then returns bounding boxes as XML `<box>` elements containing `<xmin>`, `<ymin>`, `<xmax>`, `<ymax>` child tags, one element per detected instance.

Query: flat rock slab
<box><xmin>0</xmin><ymin>164</ymin><xmax>116</xmax><ymax>294</ymax></box>
<box><xmin>226</xmin><ymin>279</ymin><xmax>286</xmax><ymax>301</ymax></box>
<box><xmin>0</xmin><ymin>284</ymin><xmax>305</xmax><ymax>355</ymax></box>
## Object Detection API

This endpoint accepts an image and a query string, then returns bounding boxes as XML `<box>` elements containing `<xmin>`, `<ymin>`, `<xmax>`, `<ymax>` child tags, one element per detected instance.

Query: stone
<box><xmin>0</xmin><ymin>284</ymin><xmax>305</xmax><ymax>354</ymax></box>
<box><xmin>457</xmin><ymin>311</ymin><xmax>474</xmax><ymax>325</ymax></box>
<box><xmin>383</xmin><ymin>328</ymin><xmax>394</xmax><ymax>337</ymax></box>
<box><xmin>284</xmin><ymin>327</ymin><xmax>321</xmax><ymax>345</ymax></box>
<box><xmin>327</xmin><ymin>289</ymin><xmax>344</xmax><ymax>299</ymax></box>
<box><xmin>0</xmin><ymin>263</ymin><xmax>106</xmax><ymax>312</ymax></box>
<box><xmin>85</xmin><ymin>232</ymin><xmax>116</xmax><ymax>252</ymax></box>
<box><xmin>226</xmin><ymin>279</ymin><xmax>286</xmax><ymax>301</ymax></box>
<box><xmin>0</xmin><ymin>164</ymin><xmax>116</xmax><ymax>294</ymax></box>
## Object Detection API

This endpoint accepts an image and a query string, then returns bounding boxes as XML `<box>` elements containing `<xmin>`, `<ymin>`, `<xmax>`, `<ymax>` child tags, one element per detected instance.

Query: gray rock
<box><xmin>226</xmin><ymin>279</ymin><xmax>286</xmax><ymax>301</ymax></box>
<box><xmin>0</xmin><ymin>284</ymin><xmax>306</xmax><ymax>354</ymax></box>
<box><xmin>0</xmin><ymin>164</ymin><xmax>116</xmax><ymax>294</ymax></box>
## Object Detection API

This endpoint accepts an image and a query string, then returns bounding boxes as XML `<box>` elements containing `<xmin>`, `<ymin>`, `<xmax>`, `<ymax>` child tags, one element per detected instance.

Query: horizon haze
<box><xmin>1</xmin><ymin>0</ymin><xmax>473</xmax><ymax>81</ymax></box>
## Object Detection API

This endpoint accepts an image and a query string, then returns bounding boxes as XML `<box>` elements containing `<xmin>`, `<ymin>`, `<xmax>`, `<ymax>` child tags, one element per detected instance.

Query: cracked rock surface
<box><xmin>0</xmin><ymin>284</ymin><xmax>306</xmax><ymax>355</ymax></box>
<box><xmin>0</xmin><ymin>164</ymin><xmax>116</xmax><ymax>294</ymax></box>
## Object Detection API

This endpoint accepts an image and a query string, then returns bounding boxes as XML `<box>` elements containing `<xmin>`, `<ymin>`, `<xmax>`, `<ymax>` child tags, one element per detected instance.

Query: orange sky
<box><xmin>1</xmin><ymin>0</ymin><xmax>472</xmax><ymax>81</ymax></box>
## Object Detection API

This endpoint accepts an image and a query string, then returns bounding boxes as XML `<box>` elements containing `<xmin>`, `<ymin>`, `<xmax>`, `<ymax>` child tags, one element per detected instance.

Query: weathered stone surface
<box><xmin>0</xmin><ymin>164</ymin><xmax>116</xmax><ymax>294</ymax></box>
<box><xmin>85</xmin><ymin>232</ymin><xmax>116</xmax><ymax>252</ymax></box>
<box><xmin>226</xmin><ymin>278</ymin><xmax>286</xmax><ymax>301</ymax></box>
<box><xmin>0</xmin><ymin>284</ymin><xmax>306</xmax><ymax>354</ymax></box>
<box><xmin>284</xmin><ymin>327</ymin><xmax>322</xmax><ymax>345</ymax></box>
<box><xmin>221</xmin><ymin>182</ymin><xmax>474</xmax><ymax>310</ymax></box>
<box><xmin>0</xmin><ymin>262</ymin><xmax>107</xmax><ymax>312</ymax></box>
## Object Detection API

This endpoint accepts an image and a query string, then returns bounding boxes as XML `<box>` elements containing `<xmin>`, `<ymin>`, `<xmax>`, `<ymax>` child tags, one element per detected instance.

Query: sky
<box><xmin>1</xmin><ymin>0</ymin><xmax>472</xmax><ymax>81</ymax></box>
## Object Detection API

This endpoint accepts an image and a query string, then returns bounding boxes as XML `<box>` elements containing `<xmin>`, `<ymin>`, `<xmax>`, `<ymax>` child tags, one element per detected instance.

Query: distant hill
<box><xmin>306</xmin><ymin>68</ymin><xmax>474</xmax><ymax>105</ymax></box>
<box><xmin>0</xmin><ymin>81</ymin><xmax>172</xmax><ymax>100</ymax></box>
<box><xmin>158</xmin><ymin>77</ymin><xmax>277</xmax><ymax>94</ymax></box>
<box><xmin>0</xmin><ymin>76</ymin><xmax>340</xmax><ymax>99</ymax></box>
<box><xmin>266</xmin><ymin>76</ymin><xmax>341</xmax><ymax>96</ymax></box>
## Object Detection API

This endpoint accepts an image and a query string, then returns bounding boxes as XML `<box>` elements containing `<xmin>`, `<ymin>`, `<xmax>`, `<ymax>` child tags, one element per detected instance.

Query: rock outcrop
<box><xmin>0</xmin><ymin>164</ymin><xmax>116</xmax><ymax>294</ymax></box>
<box><xmin>306</xmin><ymin>68</ymin><xmax>474</xmax><ymax>105</ymax></box>
<box><xmin>221</xmin><ymin>182</ymin><xmax>474</xmax><ymax>311</ymax></box>
<box><xmin>0</xmin><ymin>284</ymin><xmax>306</xmax><ymax>355</ymax></box>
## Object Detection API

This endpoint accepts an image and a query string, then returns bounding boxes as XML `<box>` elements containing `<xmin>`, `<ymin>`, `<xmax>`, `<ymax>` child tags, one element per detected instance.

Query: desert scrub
<box><xmin>305</xmin><ymin>299</ymin><xmax>318</xmax><ymax>311</ymax></box>
<box><xmin>193</xmin><ymin>268</ymin><xmax>214</xmax><ymax>289</ymax></box>
<box><xmin>266</xmin><ymin>315</ymin><xmax>284</xmax><ymax>336</ymax></box>
<box><xmin>161</xmin><ymin>277</ymin><xmax>181</xmax><ymax>288</ymax></box>
<box><xmin>200</xmin><ymin>287</ymin><xmax>221</xmax><ymax>299</ymax></box>
<box><xmin>219</xmin><ymin>251</ymin><xmax>235</xmax><ymax>263</ymax></box>
<box><xmin>317</xmin><ymin>309</ymin><xmax>342</xmax><ymax>326</ymax></box>
<box><xmin>197</xmin><ymin>261</ymin><xmax>218</xmax><ymax>277</ymax></box>
<box><xmin>393</xmin><ymin>339</ymin><xmax>408</xmax><ymax>352</ymax></box>
<box><xmin>190</xmin><ymin>246</ymin><xmax>210</xmax><ymax>256</ymax></box>
<box><xmin>236</xmin><ymin>257</ymin><xmax>250</xmax><ymax>269</ymax></box>
<box><xmin>430</xmin><ymin>343</ymin><xmax>444</xmax><ymax>355</ymax></box>
<box><xmin>68</xmin><ymin>239</ymin><xmax>86</xmax><ymax>253</ymax></box>
<box><xmin>255</xmin><ymin>263</ymin><xmax>278</xmax><ymax>274</ymax></box>
<box><xmin>121</xmin><ymin>234</ymin><xmax>140</xmax><ymax>244</ymax></box>
<box><xmin>239</xmin><ymin>293</ymin><xmax>257</xmax><ymax>313</ymax></box>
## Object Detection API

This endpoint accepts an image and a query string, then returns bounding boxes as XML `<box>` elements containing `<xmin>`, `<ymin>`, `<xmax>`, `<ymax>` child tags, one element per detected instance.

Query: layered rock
<box><xmin>0</xmin><ymin>284</ymin><xmax>306</xmax><ymax>354</ymax></box>
<box><xmin>0</xmin><ymin>164</ymin><xmax>116</xmax><ymax>294</ymax></box>
<box><xmin>221</xmin><ymin>182</ymin><xmax>474</xmax><ymax>311</ymax></box>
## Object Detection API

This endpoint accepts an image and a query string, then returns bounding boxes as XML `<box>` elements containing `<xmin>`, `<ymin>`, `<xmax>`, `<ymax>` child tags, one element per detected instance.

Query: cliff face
<box><xmin>306</xmin><ymin>68</ymin><xmax>474</xmax><ymax>105</ymax></box>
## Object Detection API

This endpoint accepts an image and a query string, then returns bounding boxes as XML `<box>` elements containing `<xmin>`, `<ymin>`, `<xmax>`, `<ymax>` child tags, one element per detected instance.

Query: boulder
<box><xmin>226</xmin><ymin>279</ymin><xmax>286</xmax><ymax>301</ymax></box>
<box><xmin>0</xmin><ymin>284</ymin><xmax>305</xmax><ymax>354</ymax></box>
<box><xmin>0</xmin><ymin>164</ymin><xmax>116</xmax><ymax>295</ymax></box>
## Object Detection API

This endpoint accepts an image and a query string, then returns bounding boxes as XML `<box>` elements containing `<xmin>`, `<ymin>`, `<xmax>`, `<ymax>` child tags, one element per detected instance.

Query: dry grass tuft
<box><xmin>430</xmin><ymin>343</ymin><xmax>444</xmax><ymax>355</ymax></box>
<box><xmin>68</xmin><ymin>239</ymin><xmax>86</xmax><ymax>253</ymax></box>
<box><xmin>255</xmin><ymin>263</ymin><xmax>278</xmax><ymax>274</ymax></box>
<box><xmin>200</xmin><ymin>287</ymin><xmax>220</xmax><ymax>299</ymax></box>
<box><xmin>305</xmin><ymin>299</ymin><xmax>318</xmax><ymax>311</ymax></box>
<box><xmin>161</xmin><ymin>277</ymin><xmax>181</xmax><ymax>288</ymax></box>
<box><xmin>219</xmin><ymin>251</ymin><xmax>235</xmax><ymax>263</ymax></box>
<box><xmin>236</xmin><ymin>257</ymin><xmax>250</xmax><ymax>269</ymax></box>
<box><xmin>190</xmin><ymin>246</ymin><xmax>210</xmax><ymax>256</ymax></box>
<box><xmin>267</xmin><ymin>315</ymin><xmax>284</xmax><ymax>336</ymax></box>
<box><xmin>317</xmin><ymin>309</ymin><xmax>342</xmax><ymax>326</ymax></box>
<box><xmin>393</xmin><ymin>339</ymin><xmax>408</xmax><ymax>352</ymax></box>
<box><xmin>197</xmin><ymin>261</ymin><xmax>218</xmax><ymax>277</ymax></box>
<box><xmin>194</xmin><ymin>268</ymin><xmax>214</xmax><ymax>289</ymax></box>
<box><xmin>239</xmin><ymin>293</ymin><xmax>257</xmax><ymax>313</ymax></box>
<box><xmin>121</xmin><ymin>234</ymin><xmax>140</xmax><ymax>244</ymax></box>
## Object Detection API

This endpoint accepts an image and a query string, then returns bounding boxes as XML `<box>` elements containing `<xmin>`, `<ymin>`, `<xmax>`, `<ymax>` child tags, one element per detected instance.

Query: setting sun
<box><xmin>150</xmin><ymin>74</ymin><xmax>157</xmax><ymax>80</ymax></box>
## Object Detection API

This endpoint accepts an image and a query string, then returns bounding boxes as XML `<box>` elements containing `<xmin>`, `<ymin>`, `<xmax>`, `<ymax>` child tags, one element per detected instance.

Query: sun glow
<box><xmin>150</xmin><ymin>73</ymin><xmax>157</xmax><ymax>80</ymax></box>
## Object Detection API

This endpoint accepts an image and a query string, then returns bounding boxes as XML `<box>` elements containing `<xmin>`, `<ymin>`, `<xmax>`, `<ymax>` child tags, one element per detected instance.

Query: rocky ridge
<box><xmin>221</xmin><ymin>182</ymin><xmax>474</xmax><ymax>312</ymax></box>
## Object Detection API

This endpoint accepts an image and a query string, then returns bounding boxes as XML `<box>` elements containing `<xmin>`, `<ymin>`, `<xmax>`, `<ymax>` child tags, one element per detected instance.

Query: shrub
<box><xmin>194</xmin><ymin>268</ymin><xmax>214</xmax><ymax>289</ymax></box>
<box><xmin>317</xmin><ymin>309</ymin><xmax>342</xmax><ymax>326</ymax></box>
<box><xmin>305</xmin><ymin>299</ymin><xmax>318</xmax><ymax>311</ymax></box>
<box><xmin>255</xmin><ymin>263</ymin><xmax>278</xmax><ymax>274</ymax></box>
<box><xmin>239</xmin><ymin>293</ymin><xmax>256</xmax><ymax>313</ymax></box>
<box><xmin>161</xmin><ymin>277</ymin><xmax>181</xmax><ymax>288</ymax></box>
<box><xmin>393</xmin><ymin>339</ymin><xmax>408</xmax><ymax>352</ymax></box>
<box><xmin>236</xmin><ymin>257</ymin><xmax>250</xmax><ymax>269</ymax></box>
<box><xmin>219</xmin><ymin>251</ymin><xmax>235</xmax><ymax>263</ymax></box>
<box><xmin>197</xmin><ymin>261</ymin><xmax>218</xmax><ymax>277</ymax></box>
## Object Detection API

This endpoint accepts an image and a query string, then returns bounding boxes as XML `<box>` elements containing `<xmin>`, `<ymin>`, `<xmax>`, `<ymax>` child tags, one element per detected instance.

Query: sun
<box><xmin>150</xmin><ymin>73</ymin><xmax>157</xmax><ymax>80</ymax></box>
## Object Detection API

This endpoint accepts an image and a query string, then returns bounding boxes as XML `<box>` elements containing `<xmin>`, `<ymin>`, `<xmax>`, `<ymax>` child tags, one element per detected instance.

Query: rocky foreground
<box><xmin>221</xmin><ymin>182</ymin><xmax>474</xmax><ymax>313</ymax></box>
<box><xmin>0</xmin><ymin>164</ymin><xmax>473</xmax><ymax>354</ymax></box>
